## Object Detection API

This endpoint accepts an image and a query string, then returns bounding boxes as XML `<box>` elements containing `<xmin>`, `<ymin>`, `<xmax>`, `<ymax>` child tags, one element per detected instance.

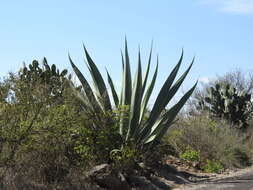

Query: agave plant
<box><xmin>69</xmin><ymin>41</ymin><xmax>197</xmax><ymax>147</ymax></box>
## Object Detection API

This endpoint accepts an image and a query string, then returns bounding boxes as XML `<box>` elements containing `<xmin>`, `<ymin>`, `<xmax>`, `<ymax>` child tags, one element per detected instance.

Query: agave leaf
<box><xmin>148</xmin><ymin>50</ymin><xmax>184</xmax><ymax>125</ymax></box>
<box><xmin>83</xmin><ymin>45</ymin><xmax>112</xmax><ymax>111</ymax></box>
<box><xmin>126</xmin><ymin>50</ymin><xmax>143</xmax><ymax>141</ymax></box>
<box><xmin>122</xmin><ymin>39</ymin><xmax>132</xmax><ymax>106</ymax></box>
<box><xmin>119</xmin><ymin>40</ymin><xmax>132</xmax><ymax>136</ymax></box>
<box><xmin>143</xmin><ymin>57</ymin><xmax>194</xmax><ymax>141</ymax></box>
<box><xmin>121</xmin><ymin>50</ymin><xmax>125</xmax><ymax>72</ymax></box>
<box><xmin>144</xmin><ymin>81</ymin><xmax>198</xmax><ymax>144</ymax></box>
<box><xmin>69</xmin><ymin>55</ymin><xmax>101</xmax><ymax>112</ymax></box>
<box><xmin>107</xmin><ymin>70</ymin><xmax>119</xmax><ymax>107</ymax></box>
<box><xmin>119</xmin><ymin>50</ymin><xmax>125</xmax><ymax>136</ymax></box>
<box><xmin>157</xmin><ymin>82</ymin><xmax>197</xmax><ymax>141</ymax></box>
<box><xmin>139</xmin><ymin>112</ymin><xmax>163</xmax><ymax>143</ymax></box>
<box><xmin>142</xmin><ymin>42</ymin><xmax>153</xmax><ymax>96</ymax></box>
<box><xmin>139</xmin><ymin>51</ymin><xmax>184</xmax><ymax>139</ymax></box>
<box><xmin>163</xmin><ymin>57</ymin><xmax>195</xmax><ymax>106</ymax></box>
<box><xmin>139</xmin><ymin>58</ymin><xmax>158</xmax><ymax>124</ymax></box>
<box><xmin>119</xmin><ymin>50</ymin><xmax>125</xmax><ymax>106</ymax></box>
<box><xmin>68</xmin><ymin>80</ymin><xmax>89</xmax><ymax>110</ymax></box>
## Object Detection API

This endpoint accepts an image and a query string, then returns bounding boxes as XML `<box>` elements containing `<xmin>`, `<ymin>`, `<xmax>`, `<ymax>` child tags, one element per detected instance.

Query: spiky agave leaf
<box><xmin>119</xmin><ymin>50</ymin><xmax>125</xmax><ymax>106</ymax></box>
<box><xmin>83</xmin><ymin>45</ymin><xmax>112</xmax><ymax>111</ymax></box>
<box><xmin>148</xmin><ymin>50</ymin><xmax>184</xmax><ymax>123</ymax></box>
<box><xmin>126</xmin><ymin>50</ymin><xmax>143</xmax><ymax>141</ymax></box>
<box><xmin>138</xmin><ymin>51</ymin><xmax>184</xmax><ymax>140</ymax></box>
<box><xmin>119</xmin><ymin>41</ymin><xmax>133</xmax><ymax>136</ymax></box>
<box><xmin>69</xmin><ymin>55</ymin><xmax>101</xmax><ymax>112</ymax></box>
<box><xmin>141</xmin><ymin>43</ymin><xmax>153</xmax><ymax>96</ymax></box>
<box><xmin>143</xmin><ymin>81</ymin><xmax>198</xmax><ymax>144</ymax></box>
<box><xmin>106</xmin><ymin>70</ymin><xmax>119</xmax><ymax>107</ymax></box>
<box><xmin>139</xmin><ymin>57</ymin><xmax>158</xmax><ymax>124</ymax></box>
<box><xmin>122</xmin><ymin>39</ymin><xmax>132</xmax><ymax>106</ymax></box>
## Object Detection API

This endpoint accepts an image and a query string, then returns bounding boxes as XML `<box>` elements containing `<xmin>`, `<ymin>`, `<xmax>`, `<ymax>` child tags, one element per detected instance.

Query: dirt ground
<box><xmin>176</xmin><ymin>166</ymin><xmax>253</xmax><ymax>190</ymax></box>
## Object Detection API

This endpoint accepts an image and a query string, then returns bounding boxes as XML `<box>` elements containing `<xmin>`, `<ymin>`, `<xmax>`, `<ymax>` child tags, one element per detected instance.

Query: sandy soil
<box><xmin>176</xmin><ymin>166</ymin><xmax>253</xmax><ymax>190</ymax></box>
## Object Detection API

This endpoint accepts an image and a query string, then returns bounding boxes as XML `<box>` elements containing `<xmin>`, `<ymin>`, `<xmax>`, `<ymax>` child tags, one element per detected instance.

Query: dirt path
<box><xmin>177</xmin><ymin>167</ymin><xmax>253</xmax><ymax>190</ymax></box>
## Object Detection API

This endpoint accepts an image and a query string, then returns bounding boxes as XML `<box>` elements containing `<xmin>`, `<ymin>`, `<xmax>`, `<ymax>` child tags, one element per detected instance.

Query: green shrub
<box><xmin>110</xmin><ymin>144</ymin><xmax>138</xmax><ymax>170</ymax></box>
<box><xmin>222</xmin><ymin>147</ymin><xmax>251</xmax><ymax>168</ymax></box>
<box><xmin>165</xmin><ymin>113</ymin><xmax>251</xmax><ymax>170</ymax></box>
<box><xmin>70</xmin><ymin>110</ymin><xmax>122</xmax><ymax>165</ymax></box>
<box><xmin>202</xmin><ymin>160</ymin><xmax>224</xmax><ymax>173</ymax></box>
<box><xmin>180</xmin><ymin>146</ymin><xmax>200</xmax><ymax>162</ymax></box>
<box><xmin>0</xmin><ymin>61</ymin><xmax>122</xmax><ymax>185</ymax></box>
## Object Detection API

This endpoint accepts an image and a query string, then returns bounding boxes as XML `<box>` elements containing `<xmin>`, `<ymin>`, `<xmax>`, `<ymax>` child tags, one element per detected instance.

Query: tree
<box><xmin>215</xmin><ymin>69</ymin><xmax>253</xmax><ymax>94</ymax></box>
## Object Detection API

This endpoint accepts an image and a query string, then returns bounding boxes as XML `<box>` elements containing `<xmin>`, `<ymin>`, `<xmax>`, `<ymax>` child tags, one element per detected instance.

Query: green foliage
<box><xmin>110</xmin><ymin>144</ymin><xmax>138</xmax><ymax>170</ymax></box>
<box><xmin>3</xmin><ymin>43</ymin><xmax>253</xmax><ymax>187</ymax></box>
<box><xmin>0</xmin><ymin>62</ymin><xmax>122</xmax><ymax>184</ymax></box>
<box><xmin>202</xmin><ymin>160</ymin><xmax>224</xmax><ymax>173</ymax></box>
<box><xmin>69</xmin><ymin>41</ymin><xmax>197</xmax><ymax>149</ymax></box>
<box><xmin>180</xmin><ymin>146</ymin><xmax>200</xmax><ymax>162</ymax></box>
<box><xmin>19</xmin><ymin>58</ymin><xmax>70</xmax><ymax>100</ymax></box>
<box><xmin>199</xmin><ymin>83</ymin><xmax>253</xmax><ymax>129</ymax></box>
<box><xmin>165</xmin><ymin>114</ymin><xmax>251</xmax><ymax>170</ymax></box>
<box><xmin>0</xmin><ymin>73</ymin><xmax>78</xmax><ymax>170</ymax></box>
<box><xmin>70</xmin><ymin>110</ymin><xmax>122</xmax><ymax>165</ymax></box>
<box><xmin>222</xmin><ymin>147</ymin><xmax>251</xmax><ymax>168</ymax></box>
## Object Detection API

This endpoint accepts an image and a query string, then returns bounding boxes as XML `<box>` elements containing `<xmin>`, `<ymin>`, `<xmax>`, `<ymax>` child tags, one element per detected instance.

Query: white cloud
<box><xmin>199</xmin><ymin>76</ymin><xmax>210</xmax><ymax>84</ymax></box>
<box><xmin>200</xmin><ymin>0</ymin><xmax>253</xmax><ymax>14</ymax></box>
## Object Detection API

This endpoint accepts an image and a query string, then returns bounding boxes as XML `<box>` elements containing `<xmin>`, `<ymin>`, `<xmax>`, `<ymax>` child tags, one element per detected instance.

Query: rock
<box><xmin>88</xmin><ymin>164</ymin><xmax>131</xmax><ymax>190</ymax></box>
<box><xmin>95</xmin><ymin>175</ymin><xmax>131</xmax><ymax>190</ymax></box>
<box><xmin>128</xmin><ymin>176</ymin><xmax>161</xmax><ymax>190</ymax></box>
<box><xmin>150</xmin><ymin>176</ymin><xmax>172</xmax><ymax>190</ymax></box>
<box><xmin>88</xmin><ymin>164</ymin><xmax>110</xmax><ymax>177</ymax></box>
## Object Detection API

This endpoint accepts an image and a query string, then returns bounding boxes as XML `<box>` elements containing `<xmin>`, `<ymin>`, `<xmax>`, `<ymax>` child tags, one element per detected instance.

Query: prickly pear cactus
<box><xmin>19</xmin><ymin>58</ymin><xmax>70</xmax><ymax>98</ymax></box>
<box><xmin>200</xmin><ymin>83</ymin><xmax>252</xmax><ymax>129</ymax></box>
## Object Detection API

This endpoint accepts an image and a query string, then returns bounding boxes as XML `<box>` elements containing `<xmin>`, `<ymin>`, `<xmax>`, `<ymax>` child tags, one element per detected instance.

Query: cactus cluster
<box><xmin>200</xmin><ymin>83</ymin><xmax>253</xmax><ymax>129</ymax></box>
<box><xmin>19</xmin><ymin>58</ymin><xmax>70</xmax><ymax>97</ymax></box>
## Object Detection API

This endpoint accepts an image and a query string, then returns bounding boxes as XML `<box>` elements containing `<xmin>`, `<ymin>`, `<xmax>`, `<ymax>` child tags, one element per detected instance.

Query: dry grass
<box><xmin>165</xmin><ymin>113</ymin><xmax>252</xmax><ymax>170</ymax></box>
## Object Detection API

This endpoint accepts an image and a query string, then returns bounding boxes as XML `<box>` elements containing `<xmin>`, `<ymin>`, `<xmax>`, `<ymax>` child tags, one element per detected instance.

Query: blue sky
<box><xmin>0</xmin><ymin>0</ymin><xmax>253</xmax><ymax>94</ymax></box>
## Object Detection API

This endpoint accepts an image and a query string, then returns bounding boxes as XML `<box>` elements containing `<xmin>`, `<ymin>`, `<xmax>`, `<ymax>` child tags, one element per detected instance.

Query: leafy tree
<box><xmin>215</xmin><ymin>69</ymin><xmax>253</xmax><ymax>94</ymax></box>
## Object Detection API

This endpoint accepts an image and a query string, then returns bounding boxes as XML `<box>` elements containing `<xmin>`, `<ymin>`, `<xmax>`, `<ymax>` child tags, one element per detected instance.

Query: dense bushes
<box><xmin>0</xmin><ymin>61</ymin><xmax>122</xmax><ymax>187</ymax></box>
<box><xmin>168</xmin><ymin>71</ymin><xmax>253</xmax><ymax>176</ymax></box>
<box><xmin>172</xmin><ymin>69</ymin><xmax>253</xmax><ymax>173</ymax></box>
<box><xmin>165</xmin><ymin>113</ymin><xmax>252</xmax><ymax>170</ymax></box>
